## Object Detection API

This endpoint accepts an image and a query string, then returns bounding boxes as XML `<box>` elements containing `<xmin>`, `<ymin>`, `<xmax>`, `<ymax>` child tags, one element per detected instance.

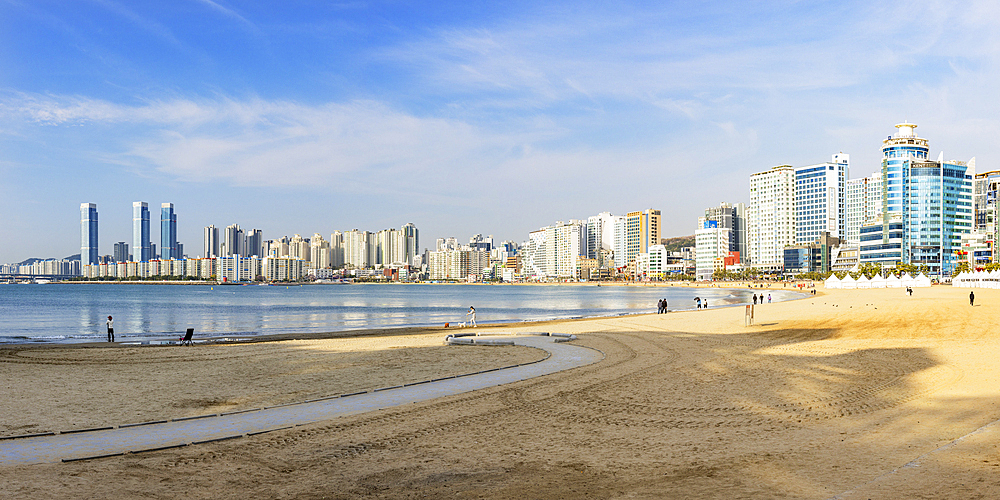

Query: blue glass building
<box><xmin>160</xmin><ymin>203</ymin><xmax>177</xmax><ymax>260</ymax></box>
<box><xmin>133</xmin><ymin>201</ymin><xmax>151</xmax><ymax>262</ymax></box>
<box><xmin>80</xmin><ymin>203</ymin><xmax>98</xmax><ymax>267</ymax></box>
<box><xmin>860</xmin><ymin>123</ymin><xmax>972</xmax><ymax>277</ymax></box>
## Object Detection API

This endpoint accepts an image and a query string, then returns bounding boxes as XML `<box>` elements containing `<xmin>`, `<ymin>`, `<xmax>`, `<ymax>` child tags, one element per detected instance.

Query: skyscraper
<box><xmin>80</xmin><ymin>203</ymin><xmax>98</xmax><ymax>267</ymax></box>
<box><xmin>695</xmin><ymin>202</ymin><xmax>747</xmax><ymax>280</ymax></box>
<box><xmin>204</xmin><ymin>225</ymin><xmax>220</xmax><ymax>258</ymax></box>
<box><xmin>401</xmin><ymin>223</ymin><xmax>419</xmax><ymax>266</ymax></box>
<box><xmin>624</xmin><ymin>209</ymin><xmax>661</xmax><ymax>267</ymax></box>
<box><xmin>160</xmin><ymin>203</ymin><xmax>177</xmax><ymax>260</ymax></box>
<box><xmin>859</xmin><ymin>123</ymin><xmax>973</xmax><ymax>276</ymax></box>
<box><xmin>246</xmin><ymin>229</ymin><xmax>264</xmax><ymax>257</ymax></box>
<box><xmin>794</xmin><ymin>153</ymin><xmax>848</xmax><ymax>244</ymax></box>
<box><xmin>223</xmin><ymin>224</ymin><xmax>245</xmax><ymax>257</ymax></box>
<box><xmin>748</xmin><ymin>165</ymin><xmax>796</xmax><ymax>272</ymax></box>
<box><xmin>113</xmin><ymin>242</ymin><xmax>129</xmax><ymax>262</ymax></box>
<box><xmin>132</xmin><ymin>201</ymin><xmax>151</xmax><ymax>262</ymax></box>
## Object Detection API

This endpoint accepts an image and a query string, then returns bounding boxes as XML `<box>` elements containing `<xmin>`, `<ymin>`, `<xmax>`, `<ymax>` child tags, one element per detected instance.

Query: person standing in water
<box><xmin>467</xmin><ymin>306</ymin><xmax>477</xmax><ymax>327</ymax></box>
<box><xmin>106</xmin><ymin>315</ymin><xmax>115</xmax><ymax>342</ymax></box>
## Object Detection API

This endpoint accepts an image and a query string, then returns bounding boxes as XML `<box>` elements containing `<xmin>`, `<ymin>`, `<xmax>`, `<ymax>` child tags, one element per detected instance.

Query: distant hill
<box><xmin>660</xmin><ymin>235</ymin><xmax>695</xmax><ymax>253</ymax></box>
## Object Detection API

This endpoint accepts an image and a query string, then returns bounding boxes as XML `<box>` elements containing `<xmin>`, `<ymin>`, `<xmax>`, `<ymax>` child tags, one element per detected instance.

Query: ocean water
<box><xmin>0</xmin><ymin>283</ymin><xmax>804</xmax><ymax>344</ymax></box>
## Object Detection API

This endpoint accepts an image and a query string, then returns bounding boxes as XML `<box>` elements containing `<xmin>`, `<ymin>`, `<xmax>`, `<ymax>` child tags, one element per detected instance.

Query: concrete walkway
<box><xmin>1</xmin><ymin>336</ymin><xmax>602</xmax><ymax>466</ymax></box>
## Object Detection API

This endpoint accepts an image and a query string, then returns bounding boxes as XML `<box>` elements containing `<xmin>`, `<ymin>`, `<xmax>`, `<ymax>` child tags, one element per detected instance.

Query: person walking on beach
<box><xmin>467</xmin><ymin>306</ymin><xmax>477</xmax><ymax>327</ymax></box>
<box><xmin>970</xmin><ymin>291</ymin><xmax>975</xmax><ymax>306</ymax></box>
<box><xmin>767</xmin><ymin>293</ymin><xmax>772</xmax><ymax>304</ymax></box>
<box><xmin>753</xmin><ymin>294</ymin><xmax>758</xmax><ymax>305</ymax></box>
<box><xmin>657</xmin><ymin>298</ymin><xmax>664</xmax><ymax>314</ymax></box>
<box><xmin>106</xmin><ymin>315</ymin><xmax>114</xmax><ymax>342</ymax></box>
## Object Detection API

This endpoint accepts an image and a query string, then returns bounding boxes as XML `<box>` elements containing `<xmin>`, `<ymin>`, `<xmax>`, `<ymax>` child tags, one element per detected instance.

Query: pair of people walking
<box><xmin>657</xmin><ymin>298</ymin><xmax>668</xmax><ymax>313</ymax></box>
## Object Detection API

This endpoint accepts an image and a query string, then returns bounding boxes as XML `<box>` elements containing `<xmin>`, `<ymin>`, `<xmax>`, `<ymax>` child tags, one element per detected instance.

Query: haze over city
<box><xmin>2</xmin><ymin>1</ymin><xmax>997</xmax><ymax>264</ymax></box>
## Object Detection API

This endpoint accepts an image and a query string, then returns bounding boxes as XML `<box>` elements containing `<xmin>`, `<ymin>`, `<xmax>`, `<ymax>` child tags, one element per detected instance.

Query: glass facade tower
<box><xmin>860</xmin><ymin>123</ymin><xmax>973</xmax><ymax>277</ymax></box>
<box><xmin>133</xmin><ymin>201</ymin><xmax>151</xmax><ymax>262</ymax></box>
<box><xmin>160</xmin><ymin>203</ymin><xmax>177</xmax><ymax>260</ymax></box>
<box><xmin>80</xmin><ymin>203</ymin><xmax>98</xmax><ymax>267</ymax></box>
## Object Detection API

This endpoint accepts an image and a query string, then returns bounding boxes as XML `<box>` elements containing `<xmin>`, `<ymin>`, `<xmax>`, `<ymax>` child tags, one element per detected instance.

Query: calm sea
<box><xmin>0</xmin><ymin>283</ymin><xmax>804</xmax><ymax>344</ymax></box>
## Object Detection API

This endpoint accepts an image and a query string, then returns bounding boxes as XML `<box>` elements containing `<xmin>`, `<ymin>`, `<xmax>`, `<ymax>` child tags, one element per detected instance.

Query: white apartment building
<box><xmin>748</xmin><ymin>165</ymin><xmax>796</xmax><ymax>272</ymax></box>
<box><xmin>343</xmin><ymin>229</ymin><xmax>372</xmax><ymax>269</ymax></box>
<box><xmin>586</xmin><ymin>212</ymin><xmax>620</xmax><ymax>263</ymax></box>
<box><xmin>636</xmin><ymin>244</ymin><xmax>670</xmax><ymax>279</ymax></box>
<box><xmin>695</xmin><ymin>220</ymin><xmax>732</xmax><ymax>280</ymax></box>
<box><xmin>520</xmin><ymin>221</ymin><xmax>586</xmax><ymax>279</ymax></box>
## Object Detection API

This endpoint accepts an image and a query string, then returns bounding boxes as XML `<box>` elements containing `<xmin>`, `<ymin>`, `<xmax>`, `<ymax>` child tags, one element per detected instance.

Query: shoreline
<box><xmin>0</xmin><ymin>286</ymin><xmax>813</xmax><ymax>348</ymax></box>
<box><xmin>4</xmin><ymin>286</ymin><xmax>1000</xmax><ymax>498</ymax></box>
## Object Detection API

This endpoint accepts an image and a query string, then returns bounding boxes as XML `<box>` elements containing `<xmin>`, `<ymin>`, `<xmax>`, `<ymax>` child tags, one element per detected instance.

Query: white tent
<box><xmin>900</xmin><ymin>273</ymin><xmax>916</xmax><ymax>288</ymax></box>
<box><xmin>953</xmin><ymin>271</ymin><xmax>970</xmax><ymax>287</ymax></box>
<box><xmin>856</xmin><ymin>275</ymin><xmax>871</xmax><ymax>289</ymax></box>
<box><xmin>824</xmin><ymin>274</ymin><xmax>842</xmax><ymax>289</ymax></box>
<box><xmin>870</xmin><ymin>274</ymin><xmax>888</xmax><ymax>289</ymax></box>
<box><xmin>885</xmin><ymin>274</ymin><xmax>902</xmax><ymax>288</ymax></box>
<box><xmin>914</xmin><ymin>273</ymin><xmax>932</xmax><ymax>287</ymax></box>
<box><xmin>841</xmin><ymin>274</ymin><xmax>857</xmax><ymax>289</ymax></box>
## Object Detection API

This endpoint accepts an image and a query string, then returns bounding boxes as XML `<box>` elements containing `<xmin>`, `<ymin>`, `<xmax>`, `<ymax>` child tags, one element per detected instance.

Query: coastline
<box><xmin>1</xmin><ymin>284</ymin><xmax>811</xmax><ymax>346</ymax></box>
<box><xmin>4</xmin><ymin>286</ymin><xmax>1000</xmax><ymax>498</ymax></box>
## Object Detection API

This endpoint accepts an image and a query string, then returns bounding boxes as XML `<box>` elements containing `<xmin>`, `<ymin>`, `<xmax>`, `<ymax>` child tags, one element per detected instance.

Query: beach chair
<box><xmin>179</xmin><ymin>328</ymin><xmax>194</xmax><ymax>346</ymax></box>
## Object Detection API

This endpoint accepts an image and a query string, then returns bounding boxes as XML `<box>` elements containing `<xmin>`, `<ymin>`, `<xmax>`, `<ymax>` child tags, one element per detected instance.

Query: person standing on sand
<box><xmin>753</xmin><ymin>294</ymin><xmax>758</xmax><ymax>305</ymax></box>
<box><xmin>467</xmin><ymin>306</ymin><xmax>477</xmax><ymax>327</ymax></box>
<box><xmin>768</xmin><ymin>293</ymin><xmax>771</xmax><ymax>303</ymax></box>
<box><xmin>106</xmin><ymin>315</ymin><xmax>114</xmax><ymax>342</ymax></box>
<box><xmin>970</xmin><ymin>291</ymin><xmax>975</xmax><ymax>306</ymax></box>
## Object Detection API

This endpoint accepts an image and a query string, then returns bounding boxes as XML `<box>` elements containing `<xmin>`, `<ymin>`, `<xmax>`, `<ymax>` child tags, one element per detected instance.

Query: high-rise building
<box><xmin>204</xmin><ymin>225</ymin><xmax>220</xmax><ymax>258</ymax></box>
<box><xmin>845</xmin><ymin>174</ymin><xmax>882</xmax><ymax>244</ymax></box>
<box><xmin>132</xmin><ymin>202</ymin><xmax>151</xmax><ymax>262</ymax></box>
<box><xmin>80</xmin><ymin>203</ymin><xmax>99</xmax><ymax>268</ymax></box>
<box><xmin>625</xmin><ymin>209</ymin><xmax>660</xmax><ymax>267</ymax></box>
<box><xmin>794</xmin><ymin>153</ymin><xmax>848</xmax><ymax>244</ymax></box>
<box><xmin>246</xmin><ymin>229</ymin><xmax>264</xmax><ymax>258</ymax></box>
<box><xmin>520</xmin><ymin>220</ymin><xmax>586</xmax><ymax>279</ymax></box>
<box><xmin>330</xmin><ymin>231</ymin><xmax>344</xmax><ymax>267</ymax></box>
<box><xmin>973</xmin><ymin>168</ymin><xmax>999</xmax><ymax>260</ymax></box>
<box><xmin>695</xmin><ymin>202</ymin><xmax>746</xmax><ymax>280</ymax></box>
<box><xmin>222</xmin><ymin>224</ymin><xmax>245</xmax><ymax>257</ymax></box>
<box><xmin>859</xmin><ymin>123</ymin><xmax>974</xmax><ymax>276</ymax></box>
<box><xmin>401</xmin><ymin>223</ymin><xmax>419</xmax><ymax>266</ymax></box>
<box><xmin>343</xmin><ymin>229</ymin><xmax>372</xmax><ymax>268</ymax></box>
<box><xmin>113</xmin><ymin>242</ymin><xmax>129</xmax><ymax>263</ymax></box>
<box><xmin>160</xmin><ymin>203</ymin><xmax>177</xmax><ymax>260</ymax></box>
<box><xmin>586</xmin><ymin>212</ymin><xmax>620</xmax><ymax>266</ymax></box>
<box><xmin>748</xmin><ymin>165</ymin><xmax>796</xmax><ymax>271</ymax></box>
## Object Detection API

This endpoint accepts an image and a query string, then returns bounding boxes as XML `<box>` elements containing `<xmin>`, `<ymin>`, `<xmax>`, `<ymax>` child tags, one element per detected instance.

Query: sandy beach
<box><xmin>3</xmin><ymin>285</ymin><xmax>1000</xmax><ymax>498</ymax></box>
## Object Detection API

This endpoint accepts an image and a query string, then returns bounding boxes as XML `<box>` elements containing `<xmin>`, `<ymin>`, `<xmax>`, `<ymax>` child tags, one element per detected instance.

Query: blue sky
<box><xmin>1</xmin><ymin>0</ymin><xmax>998</xmax><ymax>263</ymax></box>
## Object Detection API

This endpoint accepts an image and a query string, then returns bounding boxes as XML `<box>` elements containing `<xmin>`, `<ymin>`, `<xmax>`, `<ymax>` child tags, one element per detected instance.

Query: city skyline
<box><xmin>2</xmin><ymin>2</ymin><xmax>997</xmax><ymax>263</ymax></box>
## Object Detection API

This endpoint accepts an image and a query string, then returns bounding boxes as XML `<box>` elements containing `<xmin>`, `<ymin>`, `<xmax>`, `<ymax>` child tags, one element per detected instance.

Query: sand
<box><xmin>3</xmin><ymin>285</ymin><xmax>1000</xmax><ymax>499</ymax></box>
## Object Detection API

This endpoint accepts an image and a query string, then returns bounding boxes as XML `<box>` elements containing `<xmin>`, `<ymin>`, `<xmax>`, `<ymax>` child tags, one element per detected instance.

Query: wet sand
<box><xmin>3</xmin><ymin>286</ymin><xmax>1000</xmax><ymax>498</ymax></box>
